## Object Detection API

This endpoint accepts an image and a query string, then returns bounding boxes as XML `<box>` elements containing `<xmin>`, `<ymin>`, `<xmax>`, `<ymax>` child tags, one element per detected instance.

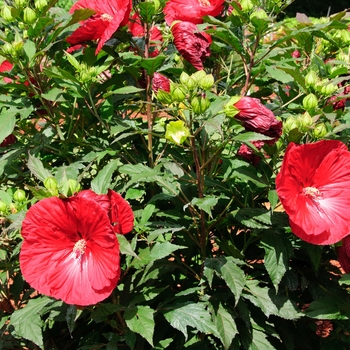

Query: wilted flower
<box><xmin>20</xmin><ymin>190</ymin><xmax>134</xmax><ymax>305</ymax></box>
<box><xmin>67</xmin><ymin>0</ymin><xmax>132</xmax><ymax>55</ymax></box>
<box><xmin>234</xmin><ymin>97</ymin><xmax>282</xmax><ymax>145</ymax></box>
<box><xmin>152</xmin><ymin>72</ymin><xmax>170</xmax><ymax>93</ymax></box>
<box><xmin>276</xmin><ymin>140</ymin><xmax>350</xmax><ymax>245</ymax></box>
<box><xmin>0</xmin><ymin>134</ymin><xmax>16</xmax><ymax>147</ymax></box>
<box><xmin>164</xmin><ymin>0</ymin><xmax>224</xmax><ymax>25</ymax></box>
<box><xmin>337</xmin><ymin>235</ymin><xmax>350</xmax><ymax>273</ymax></box>
<box><xmin>237</xmin><ymin>140</ymin><xmax>265</xmax><ymax>166</ymax></box>
<box><xmin>171</xmin><ymin>21</ymin><xmax>212</xmax><ymax>70</ymax></box>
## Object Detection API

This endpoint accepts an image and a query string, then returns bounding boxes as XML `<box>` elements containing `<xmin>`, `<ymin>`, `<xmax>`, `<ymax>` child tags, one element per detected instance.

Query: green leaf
<box><xmin>27</xmin><ymin>153</ymin><xmax>53</xmax><ymax>182</ymax></box>
<box><xmin>65</xmin><ymin>8</ymin><xmax>96</xmax><ymax>27</ymax></box>
<box><xmin>233</xmin><ymin>131</ymin><xmax>273</xmax><ymax>143</ymax></box>
<box><xmin>10</xmin><ymin>297</ymin><xmax>53</xmax><ymax>349</ymax></box>
<box><xmin>163</xmin><ymin>302</ymin><xmax>220</xmax><ymax>340</ymax></box>
<box><xmin>191</xmin><ymin>196</ymin><xmax>218</xmax><ymax>218</ymax></box>
<box><xmin>66</xmin><ymin>305</ymin><xmax>83</xmax><ymax>335</ymax></box>
<box><xmin>260</xmin><ymin>231</ymin><xmax>293</xmax><ymax>290</ymax></box>
<box><xmin>268</xmin><ymin>190</ymin><xmax>279</xmax><ymax>211</ymax></box>
<box><xmin>23</xmin><ymin>40</ymin><xmax>36</xmax><ymax>63</ymax></box>
<box><xmin>140</xmin><ymin>55</ymin><xmax>166</xmax><ymax>75</ymax></box>
<box><xmin>139</xmin><ymin>1</ymin><xmax>156</xmax><ymax>23</ymax></box>
<box><xmin>91</xmin><ymin>303</ymin><xmax>122</xmax><ymax>323</ymax></box>
<box><xmin>0</xmin><ymin>108</ymin><xmax>16</xmax><ymax>144</ymax></box>
<box><xmin>140</xmin><ymin>204</ymin><xmax>156</xmax><ymax>225</ymax></box>
<box><xmin>213</xmin><ymin>303</ymin><xmax>238</xmax><ymax>349</ymax></box>
<box><xmin>204</xmin><ymin>257</ymin><xmax>245</xmax><ymax>304</ymax></box>
<box><xmin>233</xmin><ymin>208</ymin><xmax>271</xmax><ymax>229</ymax></box>
<box><xmin>304</xmin><ymin>297</ymin><xmax>350</xmax><ymax>320</ymax></box>
<box><xmin>110</xmin><ymin>86</ymin><xmax>145</xmax><ymax>95</ymax></box>
<box><xmin>91</xmin><ymin>159</ymin><xmax>120</xmax><ymax>194</ymax></box>
<box><xmin>249</xmin><ymin>328</ymin><xmax>274</xmax><ymax>350</ymax></box>
<box><xmin>339</xmin><ymin>274</ymin><xmax>350</xmax><ymax>286</ymax></box>
<box><xmin>41</xmin><ymin>88</ymin><xmax>66</xmax><ymax>102</ymax></box>
<box><xmin>124</xmin><ymin>305</ymin><xmax>155</xmax><ymax>346</ymax></box>
<box><xmin>265</xmin><ymin>65</ymin><xmax>293</xmax><ymax>83</ymax></box>
<box><xmin>117</xmin><ymin>234</ymin><xmax>138</xmax><ymax>259</ymax></box>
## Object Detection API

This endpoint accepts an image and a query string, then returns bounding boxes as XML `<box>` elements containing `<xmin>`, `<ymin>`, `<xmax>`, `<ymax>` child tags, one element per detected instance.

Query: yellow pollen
<box><xmin>198</xmin><ymin>0</ymin><xmax>211</xmax><ymax>6</ymax></box>
<box><xmin>101</xmin><ymin>13</ymin><xmax>113</xmax><ymax>22</ymax></box>
<box><xmin>303</xmin><ymin>186</ymin><xmax>322</xmax><ymax>199</ymax></box>
<box><xmin>73</xmin><ymin>239</ymin><xmax>87</xmax><ymax>258</ymax></box>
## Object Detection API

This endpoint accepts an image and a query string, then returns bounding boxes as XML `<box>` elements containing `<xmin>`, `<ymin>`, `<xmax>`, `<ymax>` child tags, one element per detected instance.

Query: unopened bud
<box><xmin>34</xmin><ymin>0</ymin><xmax>47</xmax><ymax>11</ymax></box>
<box><xmin>23</xmin><ymin>7</ymin><xmax>36</xmax><ymax>24</ymax></box>
<box><xmin>320</xmin><ymin>83</ymin><xmax>337</xmax><ymax>96</ymax></box>
<box><xmin>198</xmin><ymin>74</ymin><xmax>214</xmax><ymax>90</ymax></box>
<box><xmin>14</xmin><ymin>0</ymin><xmax>26</xmax><ymax>8</ymax></box>
<box><xmin>191</xmin><ymin>96</ymin><xmax>210</xmax><ymax>114</ymax></box>
<box><xmin>302</xmin><ymin>93</ymin><xmax>318</xmax><ymax>110</ymax></box>
<box><xmin>313</xmin><ymin>123</ymin><xmax>328</xmax><ymax>139</ymax></box>
<box><xmin>297</xmin><ymin>112</ymin><xmax>313</xmax><ymax>132</ymax></box>
<box><xmin>180</xmin><ymin>72</ymin><xmax>196</xmax><ymax>90</ymax></box>
<box><xmin>156</xmin><ymin>90</ymin><xmax>173</xmax><ymax>104</ymax></box>
<box><xmin>304</xmin><ymin>71</ymin><xmax>318</xmax><ymax>88</ymax></box>
<box><xmin>1</xmin><ymin>6</ymin><xmax>14</xmax><ymax>22</ymax></box>
<box><xmin>13</xmin><ymin>189</ymin><xmax>26</xmax><ymax>202</ymax></box>
<box><xmin>170</xmin><ymin>84</ymin><xmax>186</xmax><ymax>102</ymax></box>
<box><xmin>44</xmin><ymin>176</ymin><xmax>58</xmax><ymax>190</ymax></box>
<box><xmin>67</xmin><ymin>179</ymin><xmax>81</xmax><ymax>196</ymax></box>
<box><xmin>191</xmin><ymin>70</ymin><xmax>206</xmax><ymax>83</ymax></box>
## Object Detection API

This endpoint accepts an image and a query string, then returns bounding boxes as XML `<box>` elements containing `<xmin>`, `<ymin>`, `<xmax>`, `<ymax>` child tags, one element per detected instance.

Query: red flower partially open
<box><xmin>171</xmin><ymin>21</ymin><xmax>212</xmax><ymax>70</ymax></box>
<box><xmin>276</xmin><ymin>140</ymin><xmax>350</xmax><ymax>245</ymax></box>
<box><xmin>20</xmin><ymin>193</ymin><xmax>132</xmax><ymax>305</ymax></box>
<box><xmin>164</xmin><ymin>0</ymin><xmax>224</xmax><ymax>25</ymax></box>
<box><xmin>67</xmin><ymin>0</ymin><xmax>132</xmax><ymax>54</ymax></box>
<box><xmin>234</xmin><ymin>97</ymin><xmax>282</xmax><ymax>145</ymax></box>
<box><xmin>152</xmin><ymin>72</ymin><xmax>171</xmax><ymax>93</ymax></box>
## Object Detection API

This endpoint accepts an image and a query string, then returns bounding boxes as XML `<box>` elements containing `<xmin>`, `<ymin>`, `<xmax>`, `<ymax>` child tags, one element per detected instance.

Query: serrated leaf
<box><xmin>249</xmin><ymin>328</ymin><xmax>274</xmax><ymax>350</ymax></box>
<box><xmin>140</xmin><ymin>204</ymin><xmax>156</xmax><ymax>225</ymax></box>
<box><xmin>91</xmin><ymin>159</ymin><xmax>120</xmax><ymax>194</ymax></box>
<box><xmin>260</xmin><ymin>231</ymin><xmax>293</xmax><ymax>290</ymax></box>
<box><xmin>233</xmin><ymin>208</ymin><xmax>271</xmax><ymax>229</ymax></box>
<box><xmin>41</xmin><ymin>88</ymin><xmax>66</xmax><ymax>102</ymax></box>
<box><xmin>10</xmin><ymin>297</ymin><xmax>53</xmax><ymax>349</ymax></box>
<box><xmin>213</xmin><ymin>303</ymin><xmax>238</xmax><ymax>349</ymax></box>
<box><xmin>27</xmin><ymin>153</ymin><xmax>53</xmax><ymax>182</ymax></box>
<box><xmin>0</xmin><ymin>109</ymin><xmax>16</xmax><ymax>144</ymax></box>
<box><xmin>111</xmin><ymin>86</ymin><xmax>145</xmax><ymax>94</ymax></box>
<box><xmin>268</xmin><ymin>190</ymin><xmax>278</xmax><ymax>211</ymax></box>
<box><xmin>163</xmin><ymin>302</ymin><xmax>220</xmax><ymax>340</ymax></box>
<box><xmin>117</xmin><ymin>234</ymin><xmax>138</xmax><ymax>259</ymax></box>
<box><xmin>304</xmin><ymin>297</ymin><xmax>350</xmax><ymax>320</ymax></box>
<box><xmin>265</xmin><ymin>65</ymin><xmax>293</xmax><ymax>83</ymax></box>
<box><xmin>23</xmin><ymin>40</ymin><xmax>36</xmax><ymax>63</ymax></box>
<box><xmin>191</xmin><ymin>196</ymin><xmax>218</xmax><ymax>218</ymax></box>
<box><xmin>140</xmin><ymin>55</ymin><xmax>166</xmax><ymax>75</ymax></box>
<box><xmin>124</xmin><ymin>305</ymin><xmax>155</xmax><ymax>346</ymax></box>
<box><xmin>204</xmin><ymin>257</ymin><xmax>245</xmax><ymax>304</ymax></box>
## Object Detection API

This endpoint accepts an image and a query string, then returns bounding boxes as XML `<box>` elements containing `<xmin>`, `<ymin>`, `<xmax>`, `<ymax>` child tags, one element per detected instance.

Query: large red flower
<box><xmin>67</xmin><ymin>0</ymin><xmax>132</xmax><ymax>54</ymax></box>
<box><xmin>276</xmin><ymin>140</ymin><xmax>350</xmax><ymax>245</ymax></box>
<box><xmin>164</xmin><ymin>0</ymin><xmax>225</xmax><ymax>25</ymax></box>
<box><xmin>171</xmin><ymin>21</ymin><xmax>212</xmax><ymax>70</ymax></box>
<box><xmin>20</xmin><ymin>193</ymin><xmax>130</xmax><ymax>305</ymax></box>
<box><xmin>234</xmin><ymin>97</ymin><xmax>282</xmax><ymax>145</ymax></box>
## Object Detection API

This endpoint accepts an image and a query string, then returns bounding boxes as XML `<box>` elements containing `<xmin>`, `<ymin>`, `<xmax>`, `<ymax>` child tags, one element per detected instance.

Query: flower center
<box><xmin>73</xmin><ymin>239</ymin><xmax>87</xmax><ymax>258</ymax></box>
<box><xmin>198</xmin><ymin>0</ymin><xmax>211</xmax><ymax>6</ymax></box>
<box><xmin>101</xmin><ymin>13</ymin><xmax>113</xmax><ymax>22</ymax></box>
<box><xmin>302</xmin><ymin>186</ymin><xmax>322</xmax><ymax>200</ymax></box>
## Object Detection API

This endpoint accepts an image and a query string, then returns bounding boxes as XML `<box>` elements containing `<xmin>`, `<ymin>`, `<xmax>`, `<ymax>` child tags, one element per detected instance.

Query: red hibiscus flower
<box><xmin>0</xmin><ymin>60</ymin><xmax>14</xmax><ymax>83</ymax></box>
<box><xmin>237</xmin><ymin>140</ymin><xmax>265</xmax><ymax>166</ymax></box>
<box><xmin>67</xmin><ymin>0</ymin><xmax>132</xmax><ymax>54</ymax></box>
<box><xmin>337</xmin><ymin>235</ymin><xmax>350</xmax><ymax>273</ymax></box>
<box><xmin>0</xmin><ymin>134</ymin><xmax>16</xmax><ymax>147</ymax></box>
<box><xmin>152</xmin><ymin>72</ymin><xmax>171</xmax><ymax>93</ymax></box>
<box><xmin>276</xmin><ymin>140</ymin><xmax>350</xmax><ymax>245</ymax></box>
<box><xmin>171</xmin><ymin>21</ymin><xmax>212</xmax><ymax>70</ymax></box>
<box><xmin>234</xmin><ymin>97</ymin><xmax>282</xmax><ymax>145</ymax></box>
<box><xmin>76</xmin><ymin>189</ymin><xmax>134</xmax><ymax>234</ymax></box>
<box><xmin>164</xmin><ymin>0</ymin><xmax>225</xmax><ymax>25</ymax></box>
<box><xmin>20</xmin><ymin>195</ymin><xmax>124</xmax><ymax>305</ymax></box>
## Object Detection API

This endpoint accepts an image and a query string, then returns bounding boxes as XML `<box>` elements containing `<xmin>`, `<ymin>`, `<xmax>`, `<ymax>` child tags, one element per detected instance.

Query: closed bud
<box><xmin>1</xmin><ymin>6</ymin><xmax>14</xmax><ymax>22</ymax></box>
<box><xmin>283</xmin><ymin>116</ymin><xmax>299</xmax><ymax>134</ymax></box>
<box><xmin>191</xmin><ymin>96</ymin><xmax>210</xmax><ymax>114</ymax></box>
<box><xmin>44</xmin><ymin>176</ymin><xmax>58</xmax><ymax>191</ymax></box>
<box><xmin>2</xmin><ymin>42</ymin><xmax>13</xmax><ymax>55</ymax></box>
<box><xmin>240</xmin><ymin>0</ymin><xmax>254</xmax><ymax>11</ymax></box>
<box><xmin>320</xmin><ymin>83</ymin><xmax>337</xmax><ymax>96</ymax></box>
<box><xmin>302</xmin><ymin>93</ymin><xmax>318</xmax><ymax>110</ymax></box>
<box><xmin>304</xmin><ymin>71</ymin><xmax>318</xmax><ymax>88</ymax></box>
<box><xmin>14</xmin><ymin>0</ymin><xmax>26</xmax><ymax>8</ymax></box>
<box><xmin>156</xmin><ymin>90</ymin><xmax>173</xmax><ymax>104</ymax></box>
<box><xmin>191</xmin><ymin>70</ymin><xmax>207</xmax><ymax>83</ymax></box>
<box><xmin>67</xmin><ymin>179</ymin><xmax>81</xmax><ymax>196</ymax></box>
<box><xmin>313</xmin><ymin>123</ymin><xmax>328</xmax><ymax>139</ymax></box>
<box><xmin>170</xmin><ymin>84</ymin><xmax>186</xmax><ymax>102</ymax></box>
<box><xmin>23</xmin><ymin>7</ymin><xmax>36</xmax><ymax>24</ymax></box>
<box><xmin>297</xmin><ymin>112</ymin><xmax>313</xmax><ymax>132</ymax></box>
<box><xmin>180</xmin><ymin>72</ymin><xmax>197</xmax><ymax>90</ymax></box>
<box><xmin>0</xmin><ymin>200</ymin><xmax>7</xmax><ymax>212</ymax></box>
<box><xmin>13</xmin><ymin>189</ymin><xmax>26</xmax><ymax>202</ymax></box>
<box><xmin>34</xmin><ymin>0</ymin><xmax>47</xmax><ymax>11</ymax></box>
<box><xmin>250</xmin><ymin>9</ymin><xmax>268</xmax><ymax>20</ymax></box>
<box><xmin>198</xmin><ymin>74</ymin><xmax>214</xmax><ymax>90</ymax></box>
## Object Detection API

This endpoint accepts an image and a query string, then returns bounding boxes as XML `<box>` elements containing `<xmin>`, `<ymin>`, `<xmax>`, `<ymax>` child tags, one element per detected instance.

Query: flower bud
<box><xmin>191</xmin><ymin>70</ymin><xmax>206</xmax><ymax>83</ymax></box>
<box><xmin>297</xmin><ymin>112</ymin><xmax>313</xmax><ymax>132</ymax></box>
<box><xmin>1</xmin><ymin>6</ymin><xmax>14</xmax><ymax>22</ymax></box>
<box><xmin>34</xmin><ymin>0</ymin><xmax>47</xmax><ymax>11</ymax></box>
<box><xmin>13</xmin><ymin>189</ymin><xmax>26</xmax><ymax>202</ymax></box>
<box><xmin>292</xmin><ymin>49</ymin><xmax>301</xmax><ymax>58</ymax></box>
<box><xmin>283</xmin><ymin>116</ymin><xmax>302</xmax><ymax>143</ymax></box>
<box><xmin>23</xmin><ymin>7</ymin><xmax>36</xmax><ymax>24</ymax></box>
<box><xmin>156</xmin><ymin>90</ymin><xmax>173</xmax><ymax>104</ymax></box>
<box><xmin>198</xmin><ymin>74</ymin><xmax>214</xmax><ymax>90</ymax></box>
<box><xmin>0</xmin><ymin>200</ymin><xmax>7</xmax><ymax>212</ymax></box>
<box><xmin>302</xmin><ymin>93</ymin><xmax>318</xmax><ymax>110</ymax></box>
<box><xmin>44</xmin><ymin>176</ymin><xmax>58</xmax><ymax>191</ymax></box>
<box><xmin>313</xmin><ymin>123</ymin><xmax>327</xmax><ymax>139</ymax></box>
<box><xmin>320</xmin><ymin>83</ymin><xmax>337</xmax><ymax>96</ymax></box>
<box><xmin>165</xmin><ymin>120</ymin><xmax>191</xmax><ymax>145</ymax></box>
<box><xmin>240</xmin><ymin>0</ymin><xmax>253</xmax><ymax>11</ymax></box>
<box><xmin>250</xmin><ymin>9</ymin><xmax>268</xmax><ymax>20</ymax></box>
<box><xmin>14</xmin><ymin>0</ymin><xmax>26</xmax><ymax>8</ymax></box>
<box><xmin>304</xmin><ymin>71</ymin><xmax>318</xmax><ymax>88</ymax></box>
<box><xmin>67</xmin><ymin>179</ymin><xmax>81</xmax><ymax>196</ymax></box>
<box><xmin>191</xmin><ymin>96</ymin><xmax>210</xmax><ymax>114</ymax></box>
<box><xmin>170</xmin><ymin>84</ymin><xmax>186</xmax><ymax>102</ymax></box>
<box><xmin>180</xmin><ymin>72</ymin><xmax>197</xmax><ymax>90</ymax></box>
<box><xmin>2</xmin><ymin>42</ymin><xmax>13</xmax><ymax>55</ymax></box>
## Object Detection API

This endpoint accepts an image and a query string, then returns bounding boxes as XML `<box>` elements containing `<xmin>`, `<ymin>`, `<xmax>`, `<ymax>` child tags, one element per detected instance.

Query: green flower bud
<box><xmin>191</xmin><ymin>96</ymin><xmax>210</xmax><ymax>114</ymax></box>
<box><xmin>283</xmin><ymin>116</ymin><xmax>303</xmax><ymax>142</ymax></box>
<box><xmin>1</xmin><ymin>6</ymin><xmax>14</xmax><ymax>22</ymax></box>
<box><xmin>191</xmin><ymin>70</ymin><xmax>207</xmax><ymax>83</ymax></box>
<box><xmin>297</xmin><ymin>112</ymin><xmax>313</xmax><ymax>132</ymax></box>
<box><xmin>180</xmin><ymin>72</ymin><xmax>197</xmax><ymax>90</ymax></box>
<box><xmin>23</xmin><ymin>7</ymin><xmax>36</xmax><ymax>24</ymax></box>
<box><xmin>170</xmin><ymin>84</ymin><xmax>186</xmax><ymax>102</ymax></box>
<box><xmin>313</xmin><ymin>123</ymin><xmax>328</xmax><ymax>139</ymax></box>
<box><xmin>304</xmin><ymin>71</ymin><xmax>318</xmax><ymax>88</ymax></box>
<box><xmin>14</xmin><ymin>0</ymin><xmax>26</xmax><ymax>8</ymax></box>
<box><xmin>0</xmin><ymin>200</ymin><xmax>7</xmax><ymax>212</ymax></box>
<box><xmin>223</xmin><ymin>96</ymin><xmax>241</xmax><ymax>117</ymax></box>
<box><xmin>240</xmin><ymin>0</ymin><xmax>254</xmax><ymax>11</ymax></box>
<box><xmin>198</xmin><ymin>74</ymin><xmax>214</xmax><ymax>90</ymax></box>
<box><xmin>156</xmin><ymin>90</ymin><xmax>173</xmax><ymax>104</ymax></box>
<box><xmin>13</xmin><ymin>189</ymin><xmax>26</xmax><ymax>202</ymax></box>
<box><xmin>165</xmin><ymin>120</ymin><xmax>191</xmax><ymax>145</ymax></box>
<box><xmin>2</xmin><ymin>42</ymin><xmax>13</xmax><ymax>55</ymax></box>
<box><xmin>67</xmin><ymin>179</ymin><xmax>81</xmax><ymax>196</ymax></box>
<box><xmin>34</xmin><ymin>0</ymin><xmax>47</xmax><ymax>11</ymax></box>
<box><xmin>320</xmin><ymin>83</ymin><xmax>337</xmax><ymax>96</ymax></box>
<box><xmin>44</xmin><ymin>176</ymin><xmax>58</xmax><ymax>191</ymax></box>
<box><xmin>250</xmin><ymin>9</ymin><xmax>268</xmax><ymax>20</ymax></box>
<box><xmin>302</xmin><ymin>93</ymin><xmax>318</xmax><ymax>110</ymax></box>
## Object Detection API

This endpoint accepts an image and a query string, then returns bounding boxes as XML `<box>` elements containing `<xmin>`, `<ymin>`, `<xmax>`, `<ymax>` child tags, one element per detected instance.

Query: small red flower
<box><xmin>20</xmin><ymin>195</ymin><xmax>124</xmax><ymax>305</ymax></box>
<box><xmin>67</xmin><ymin>0</ymin><xmax>132</xmax><ymax>54</ymax></box>
<box><xmin>292</xmin><ymin>49</ymin><xmax>301</xmax><ymax>58</ymax></box>
<box><xmin>337</xmin><ymin>235</ymin><xmax>350</xmax><ymax>273</ymax></box>
<box><xmin>0</xmin><ymin>134</ymin><xmax>16</xmax><ymax>147</ymax></box>
<box><xmin>234</xmin><ymin>97</ymin><xmax>282</xmax><ymax>145</ymax></box>
<box><xmin>164</xmin><ymin>0</ymin><xmax>224</xmax><ymax>25</ymax></box>
<box><xmin>152</xmin><ymin>72</ymin><xmax>171</xmax><ymax>93</ymax></box>
<box><xmin>171</xmin><ymin>21</ymin><xmax>212</xmax><ymax>70</ymax></box>
<box><xmin>276</xmin><ymin>140</ymin><xmax>350</xmax><ymax>245</ymax></box>
<box><xmin>0</xmin><ymin>60</ymin><xmax>14</xmax><ymax>83</ymax></box>
<box><xmin>237</xmin><ymin>140</ymin><xmax>265</xmax><ymax>166</ymax></box>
